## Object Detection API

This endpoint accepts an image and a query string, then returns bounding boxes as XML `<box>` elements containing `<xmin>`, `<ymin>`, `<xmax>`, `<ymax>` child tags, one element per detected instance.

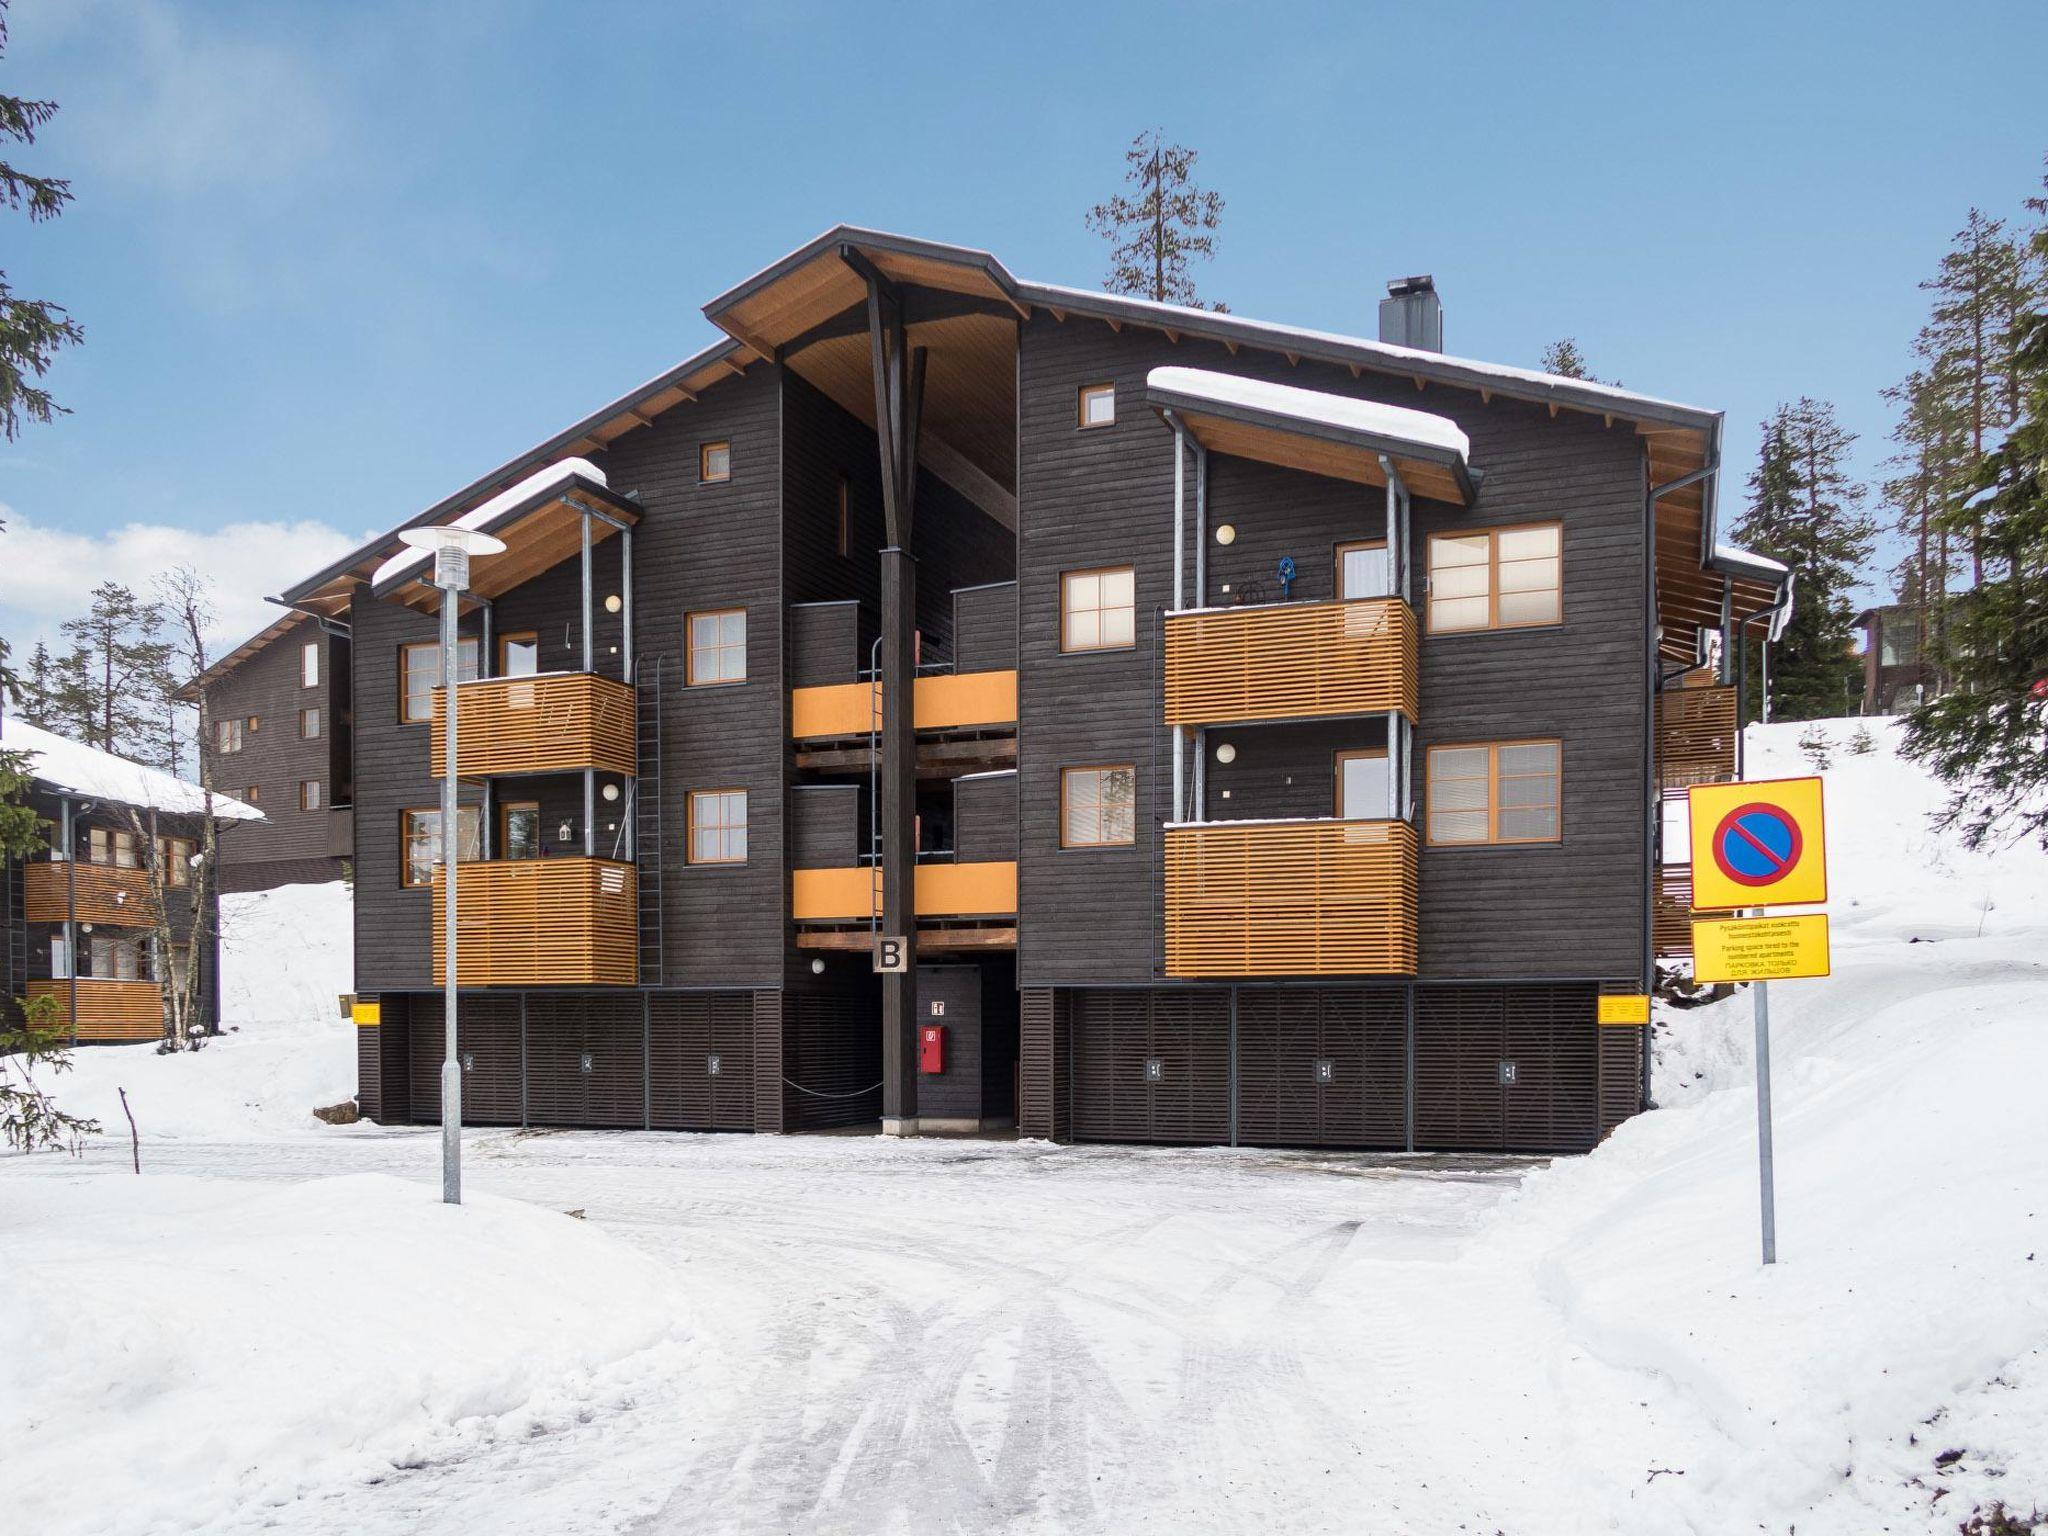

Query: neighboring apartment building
<box><xmin>179</xmin><ymin>610</ymin><xmax>353</xmax><ymax>891</ymax></box>
<box><xmin>270</xmin><ymin>228</ymin><xmax>1789</xmax><ymax>1152</ymax></box>
<box><xmin>1</xmin><ymin>715</ymin><xmax>260</xmax><ymax>1041</ymax></box>
<box><xmin>1853</xmin><ymin>603</ymin><xmax>1940</xmax><ymax>715</ymax></box>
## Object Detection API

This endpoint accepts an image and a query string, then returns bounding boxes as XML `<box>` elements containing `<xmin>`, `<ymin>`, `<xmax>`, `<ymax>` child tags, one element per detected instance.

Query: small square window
<box><xmin>245</xmin><ymin>784</ymin><xmax>262</xmax><ymax>806</ymax></box>
<box><xmin>1425</xmin><ymin>740</ymin><xmax>1562</xmax><ymax>846</ymax></box>
<box><xmin>300</xmin><ymin>780</ymin><xmax>322</xmax><ymax>812</ymax></box>
<box><xmin>1061</xmin><ymin>566</ymin><xmax>1135</xmax><ymax>653</ymax></box>
<box><xmin>299</xmin><ymin>707</ymin><xmax>321</xmax><ymax>739</ymax></box>
<box><xmin>1078</xmin><ymin>382</ymin><xmax>1116</xmax><ymax>429</ymax></box>
<box><xmin>688</xmin><ymin>789</ymin><xmax>748</xmax><ymax>864</ymax></box>
<box><xmin>1062</xmin><ymin>765</ymin><xmax>1136</xmax><ymax>847</ymax></box>
<box><xmin>700</xmin><ymin>440</ymin><xmax>732</xmax><ymax>483</ymax></box>
<box><xmin>400</xmin><ymin>639</ymin><xmax>479</xmax><ymax>723</ymax></box>
<box><xmin>686</xmin><ymin>609</ymin><xmax>747</xmax><ymax>685</ymax></box>
<box><xmin>402</xmin><ymin>806</ymin><xmax>481</xmax><ymax>887</ymax></box>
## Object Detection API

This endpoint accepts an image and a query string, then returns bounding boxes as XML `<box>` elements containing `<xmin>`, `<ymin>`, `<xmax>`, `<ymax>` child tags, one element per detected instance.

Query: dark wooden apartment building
<box><xmin>260</xmin><ymin>228</ymin><xmax>1787</xmax><ymax>1152</ymax></box>
<box><xmin>1</xmin><ymin>716</ymin><xmax>257</xmax><ymax>1041</ymax></box>
<box><xmin>178</xmin><ymin>610</ymin><xmax>353</xmax><ymax>891</ymax></box>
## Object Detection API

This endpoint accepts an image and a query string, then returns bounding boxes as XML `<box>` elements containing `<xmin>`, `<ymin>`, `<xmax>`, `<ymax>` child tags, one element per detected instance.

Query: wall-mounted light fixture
<box><xmin>605</xmin><ymin>594</ymin><xmax>623</xmax><ymax>614</ymax></box>
<box><xmin>811</xmin><ymin>957</ymin><xmax>826</xmax><ymax>975</ymax></box>
<box><xmin>601</xmin><ymin>783</ymin><xmax>620</xmax><ymax>802</ymax></box>
<box><xmin>1214</xmin><ymin>742</ymin><xmax>1237</xmax><ymax>764</ymax></box>
<box><xmin>1215</xmin><ymin>524</ymin><xmax>1237</xmax><ymax>546</ymax></box>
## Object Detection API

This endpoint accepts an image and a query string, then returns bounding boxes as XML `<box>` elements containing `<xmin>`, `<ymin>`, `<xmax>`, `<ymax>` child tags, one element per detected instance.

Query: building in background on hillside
<box><xmin>261</xmin><ymin>227</ymin><xmax>1790</xmax><ymax>1152</ymax></box>
<box><xmin>177</xmin><ymin>610</ymin><xmax>353</xmax><ymax>891</ymax></box>
<box><xmin>1853</xmin><ymin>603</ymin><xmax>1942</xmax><ymax>715</ymax></box>
<box><xmin>1</xmin><ymin>715</ymin><xmax>261</xmax><ymax>1042</ymax></box>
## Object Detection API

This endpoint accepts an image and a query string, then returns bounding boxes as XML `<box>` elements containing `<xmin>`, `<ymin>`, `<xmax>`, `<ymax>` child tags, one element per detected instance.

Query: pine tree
<box><xmin>1732</xmin><ymin>399</ymin><xmax>1876</xmax><ymax>721</ymax></box>
<box><xmin>1539</xmin><ymin>339</ymin><xmax>1594</xmax><ymax>379</ymax></box>
<box><xmin>57</xmin><ymin>581</ymin><xmax>174</xmax><ymax>759</ymax></box>
<box><xmin>19</xmin><ymin>639</ymin><xmax>56</xmax><ymax>725</ymax></box>
<box><xmin>1881</xmin><ymin>364</ymin><xmax>1970</xmax><ymax>687</ymax></box>
<box><xmin>1901</xmin><ymin>179</ymin><xmax>2048</xmax><ymax>848</ymax></box>
<box><xmin>0</xmin><ymin>0</ymin><xmax>83</xmax><ymax>443</ymax></box>
<box><xmin>1085</xmin><ymin>130</ymin><xmax>1227</xmax><ymax>311</ymax></box>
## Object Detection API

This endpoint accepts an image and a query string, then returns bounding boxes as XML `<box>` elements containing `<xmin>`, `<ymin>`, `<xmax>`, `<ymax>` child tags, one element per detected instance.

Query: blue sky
<box><xmin>4</xmin><ymin>0</ymin><xmax>2044</xmax><ymax>652</ymax></box>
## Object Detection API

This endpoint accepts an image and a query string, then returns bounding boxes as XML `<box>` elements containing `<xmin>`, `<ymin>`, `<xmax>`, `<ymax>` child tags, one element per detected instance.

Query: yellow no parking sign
<box><xmin>1687</xmin><ymin>776</ymin><xmax>1828</xmax><ymax>912</ymax></box>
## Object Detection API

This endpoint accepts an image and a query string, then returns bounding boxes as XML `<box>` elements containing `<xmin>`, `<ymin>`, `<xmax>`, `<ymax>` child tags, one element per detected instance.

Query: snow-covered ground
<box><xmin>2</xmin><ymin>721</ymin><xmax>2042</xmax><ymax>1535</ymax></box>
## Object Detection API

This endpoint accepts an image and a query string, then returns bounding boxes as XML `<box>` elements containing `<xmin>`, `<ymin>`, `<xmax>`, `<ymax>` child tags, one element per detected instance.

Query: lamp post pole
<box><xmin>398</xmin><ymin>524</ymin><xmax>505</xmax><ymax>1207</ymax></box>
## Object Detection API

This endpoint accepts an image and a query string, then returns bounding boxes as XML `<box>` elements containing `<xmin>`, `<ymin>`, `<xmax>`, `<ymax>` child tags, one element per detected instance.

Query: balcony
<box><xmin>25</xmin><ymin>979</ymin><xmax>163</xmax><ymax>1041</ymax></box>
<box><xmin>790</xmin><ymin>671</ymin><xmax>1019</xmax><ymax>742</ymax></box>
<box><xmin>24</xmin><ymin>862</ymin><xmax>158</xmax><ymax>927</ymax></box>
<box><xmin>791</xmin><ymin>861</ymin><xmax>1018</xmax><ymax>922</ymax></box>
<box><xmin>1164</xmin><ymin>819</ymin><xmax>1418</xmax><ymax>978</ymax></box>
<box><xmin>430</xmin><ymin>673</ymin><xmax>636</xmax><ymax>779</ymax></box>
<box><xmin>430</xmin><ymin>856</ymin><xmax>637</xmax><ymax>987</ymax></box>
<box><xmin>1164</xmin><ymin>596</ymin><xmax>1417</xmax><ymax>727</ymax></box>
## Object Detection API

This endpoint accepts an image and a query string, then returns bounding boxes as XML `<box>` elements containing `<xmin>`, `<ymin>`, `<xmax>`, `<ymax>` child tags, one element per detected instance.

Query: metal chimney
<box><xmin>1378</xmin><ymin>275</ymin><xmax>1442</xmax><ymax>352</ymax></box>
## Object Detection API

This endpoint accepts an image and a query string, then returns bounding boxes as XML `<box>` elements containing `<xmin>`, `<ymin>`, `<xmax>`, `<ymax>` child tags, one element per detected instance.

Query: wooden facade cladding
<box><xmin>1163</xmin><ymin>597</ymin><xmax>1417</xmax><ymax>726</ymax></box>
<box><xmin>1656</xmin><ymin>684</ymin><xmax>1737</xmax><ymax>788</ymax></box>
<box><xmin>789</xmin><ymin>670</ymin><xmax>1019</xmax><ymax>740</ymax></box>
<box><xmin>429</xmin><ymin>674</ymin><xmax>636</xmax><ymax>779</ymax></box>
<box><xmin>790</xmin><ymin>861</ymin><xmax>1019</xmax><ymax>922</ymax></box>
<box><xmin>1163</xmin><ymin>820</ymin><xmax>1418</xmax><ymax>978</ymax></box>
<box><xmin>24</xmin><ymin>862</ymin><xmax>158</xmax><ymax>927</ymax></box>
<box><xmin>27</xmin><ymin>978</ymin><xmax>162</xmax><ymax>1040</ymax></box>
<box><xmin>429</xmin><ymin>857</ymin><xmax>637</xmax><ymax>987</ymax></box>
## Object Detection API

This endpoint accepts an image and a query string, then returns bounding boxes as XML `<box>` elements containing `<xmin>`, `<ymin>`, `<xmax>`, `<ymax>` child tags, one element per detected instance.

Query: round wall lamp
<box><xmin>1214</xmin><ymin>742</ymin><xmax>1237</xmax><ymax>764</ymax></box>
<box><xmin>810</xmin><ymin>957</ymin><xmax>827</xmax><ymax>975</ymax></box>
<box><xmin>604</xmin><ymin>594</ymin><xmax>623</xmax><ymax>613</ymax></box>
<box><xmin>601</xmin><ymin>783</ymin><xmax>621</xmax><ymax>802</ymax></box>
<box><xmin>1215</xmin><ymin>524</ymin><xmax>1237</xmax><ymax>546</ymax></box>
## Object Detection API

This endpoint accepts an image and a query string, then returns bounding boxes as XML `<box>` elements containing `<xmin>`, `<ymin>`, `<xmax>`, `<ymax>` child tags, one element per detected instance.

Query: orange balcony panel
<box><xmin>431</xmin><ymin>673</ymin><xmax>637</xmax><ymax>779</ymax></box>
<box><xmin>791</xmin><ymin>861</ymin><xmax>1019</xmax><ymax>922</ymax></box>
<box><xmin>790</xmin><ymin>671</ymin><xmax>1019</xmax><ymax>741</ymax></box>
<box><xmin>1164</xmin><ymin>819</ymin><xmax>1417</xmax><ymax>978</ymax></box>
<box><xmin>26</xmin><ymin>978</ymin><xmax>163</xmax><ymax>1042</ymax></box>
<box><xmin>24</xmin><ymin>862</ymin><xmax>159</xmax><ymax>927</ymax></box>
<box><xmin>430</xmin><ymin>856</ymin><xmax>636</xmax><ymax>987</ymax></box>
<box><xmin>1164</xmin><ymin>597</ymin><xmax>1417</xmax><ymax>726</ymax></box>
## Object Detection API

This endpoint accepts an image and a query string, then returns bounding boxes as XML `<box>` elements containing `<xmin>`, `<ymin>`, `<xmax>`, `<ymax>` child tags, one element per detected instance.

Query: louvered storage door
<box><xmin>1316</xmin><ymin>989</ymin><xmax>1407</xmax><ymax>1149</ymax></box>
<box><xmin>1151</xmin><ymin>992</ymin><xmax>1230</xmax><ymax>1144</ymax></box>
<box><xmin>646</xmin><ymin>996</ymin><xmax>689</xmax><ymax>1130</ymax></box>
<box><xmin>1071</xmin><ymin>992</ymin><xmax>1143</xmax><ymax>1143</ymax></box>
<box><xmin>1414</xmin><ymin>988</ymin><xmax>1507</xmax><ymax>1152</ymax></box>
<box><xmin>1234</xmin><ymin>991</ymin><xmax>1282</xmax><ymax>1144</ymax></box>
<box><xmin>1071</xmin><ymin>991</ymin><xmax>1228</xmax><ymax>1145</ymax></box>
<box><xmin>709</xmin><ymin>993</ymin><xmax>755</xmax><ymax>1130</ymax></box>
<box><xmin>410</xmin><ymin>994</ymin><xmax>523</xmax><ymax>1126</ymax></box>
<box><xmin>1502</xmin><ymin>985</ymin><xmax>1599</xmax><ymax>1153</ymax></box>
<box><xmin>581</xmin><ymin>996</ymin><xmax>647</xmax><ymax>1129</ymax></box>
<box><xmin>523</xmin><ymin>996</ymin><xmax>588</xmax><ymax>1127</ymax></box>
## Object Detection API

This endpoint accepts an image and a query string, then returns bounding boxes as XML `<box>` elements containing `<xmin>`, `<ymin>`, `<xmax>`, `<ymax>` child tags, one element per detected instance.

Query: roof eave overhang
<box><xmin>367</xmin><ymin>473</ymin><xmax>641</xmax><ymax>603</ymax></box>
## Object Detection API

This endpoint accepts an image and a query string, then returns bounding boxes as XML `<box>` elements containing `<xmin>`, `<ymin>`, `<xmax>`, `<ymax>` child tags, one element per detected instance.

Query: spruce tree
<box><xmin>56</xmin><ymin>581</ymin><xmax>174</xmax><ymax>758</ymax></box>
<box><xmin>1901</xmin><ymin>180</ymin><xmax>2048</xmax><ymax>848</ymax></box>
<box><xmin>1086</xmin><ymin>130</ymin><xmax>1227</xmax><ymax>311</ymax></box>
<box><xmin>0</xmin><ymin>0</ymin><xmax>82</xmax><ymax>443</ymax></box>
<box><xmin>1539</xmin><ymin>339</ymin><xmax>1594</xmax><ymax>379</ymax></box>
<box><xmin>19</xmin><ymin>639</ymin><xmax>55</xmax><ymax>725</ymax></box>
<box><xmin>1732</xmin><ymin>399</ymin><xmax>1875</xmax><ymax>721</ymax></box>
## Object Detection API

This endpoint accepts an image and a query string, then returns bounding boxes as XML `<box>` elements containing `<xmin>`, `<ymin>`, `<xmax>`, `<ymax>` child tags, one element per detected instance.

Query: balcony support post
<box><xmin>580</xmin><ymin>510</ymin><xmax>594</xmax><ymax>673</ymax></box>
<box><xmin>583</xmin><ymin>769</ymin><xmax>596</xmax><ymax>858</ymax></box>
<box><xmin>1169</xmin><ymin>415</ymin><xmax>1187</xmax><ymax>610</ymax></box>
<box><xmin>1193</xmin><ymin>443</ymin><xmax>1208</xmax><ymax>608</ymax></box>
<box><xmin>621</xmin><ymin>524</ymin><xmax>634</xmax><ymax>680</ymax></box>
<box><xmin>1378</xmin><ymin>454</ymin><xmax>1411</xmax><ymax>603</ymax></box>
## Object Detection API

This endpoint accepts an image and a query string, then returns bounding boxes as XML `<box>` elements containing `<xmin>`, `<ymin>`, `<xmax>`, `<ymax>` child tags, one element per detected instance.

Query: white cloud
<box><xmin>0</xmin><ymin>508</ymin><xmax>365</xmax><ymax>663</ymax></box>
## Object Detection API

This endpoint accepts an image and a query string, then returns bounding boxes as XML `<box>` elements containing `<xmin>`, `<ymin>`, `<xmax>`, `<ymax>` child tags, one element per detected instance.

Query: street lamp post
<box><xmin>397</xmin><ymin>524</ymin><xmax>506</xmax><ymax>1206</ymax></box>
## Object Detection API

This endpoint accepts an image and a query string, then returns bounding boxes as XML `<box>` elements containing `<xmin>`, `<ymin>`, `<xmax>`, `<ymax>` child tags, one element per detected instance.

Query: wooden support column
<box><xmin>848</xmin><ymin>246</ymin><xmax>929</xmax><ymax>1136</ymax></box>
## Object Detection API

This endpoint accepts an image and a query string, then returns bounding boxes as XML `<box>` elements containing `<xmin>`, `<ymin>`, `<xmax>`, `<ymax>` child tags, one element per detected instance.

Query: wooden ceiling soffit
<box><xmin>375</xmin><ymin>485</ymin><xmax>640</xmax><ymax>611</ymax></box>
<box><xmin>1160</xmin><ymin>401</ymin><xmax>1472</xmax><ymax>508</ymax></box>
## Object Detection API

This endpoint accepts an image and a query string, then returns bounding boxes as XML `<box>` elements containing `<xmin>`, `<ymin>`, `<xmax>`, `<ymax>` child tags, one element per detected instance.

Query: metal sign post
<box><xmin>1753</xmin><ymin>978</ymin><xmax>1777</xmax><ymax>1265</ymax></box>
<box><xmin>397</xmin><ymin>524</ymin><xmax>506</xmax><ymax>1207</ymax></box>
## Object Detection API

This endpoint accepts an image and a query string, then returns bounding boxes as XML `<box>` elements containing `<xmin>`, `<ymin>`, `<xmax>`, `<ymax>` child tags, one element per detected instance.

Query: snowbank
<box><xmin>219</xmin><ymin>879</ymin><xmax>354</xmax><ymax>1028</ymax></box>
<box><xmin>1488</xmin><ymin>716</ymin><xmax>2048</xmax><ymax>1530</ymax></box>
<box><xmin>0</xmin><ymin>1173</ymin><xmax>691</xmax><ymax>1536</ymax></box>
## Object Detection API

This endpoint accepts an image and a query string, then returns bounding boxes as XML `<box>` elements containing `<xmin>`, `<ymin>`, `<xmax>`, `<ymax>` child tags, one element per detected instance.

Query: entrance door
<box><xmin>1336</xmin><ymin>748</ymin><xmax>1390</xmax><ymax>820</ymax></box>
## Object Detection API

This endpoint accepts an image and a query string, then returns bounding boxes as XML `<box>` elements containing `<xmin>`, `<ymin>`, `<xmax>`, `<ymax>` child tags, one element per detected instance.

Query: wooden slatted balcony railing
<box><xmin>1657</xmin><ymin>684</ymin><xmax>1738</xmax><ymax>789</ymax></box>
<box><xmin>430</xmin><ymin>857</ymin><xmax>637</xmax><ymax>987</ymax></box>
<box><xmin>25</xmin><ymin>978</ymin><xmax>163</xmax><ymax>1041</ymax></box>
<box><xmin>1653</xmin><ymin>866</ymin><xmax>1695</xmax><ymax>960</ymax></box>
<box><xmin>790</xmin><ymin>861</ymin><xmax>1019</xmax><ymax>922</ymax></box>
<box><xmin>1164</xmin><ymin>819</ymin><xmax>1418</xmax><ymax>978</ymax></box>
<box><xmin>24</xmin><ymin>861</ymin><xmax>160</xmax><ymax>927</ymax></box>
<box><xmin>1164</xmin><ymin>597</ymin><xmax>1418</xmax><ymax>726</ymax></box>
<box><xmin>430</xmin><ymin>673</ymin><xmax>637</xmax><ymax>779</ymax></box>
<box><xmin>790</xmin><ymin>670</ymin><xmax>1019</xmax><ymax>741</ymax></box>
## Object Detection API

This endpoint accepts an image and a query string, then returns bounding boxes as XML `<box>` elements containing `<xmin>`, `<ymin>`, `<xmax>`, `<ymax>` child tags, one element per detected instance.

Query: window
<box><xmin>156</xmin><ymin>836</ymin><xmax>194</xmax><ymax>887</ymax></box>
<box><xmin>1337</xmin><ymin>540</ymin><xmax>1391</xmax><ymax>601</ymax></box>
<box><xmin>400</xmin><ymin>638</ymin><xmax>480</xmax><ymax>723</ymax></box>
<box><xmin>1336</xmin><ymin>748</ymin><xmax>1390</xmax><ymax>820</ymax></box>
<box><xmin>90</xmin><ymin>934</ymin><xmax>144</xmax><ymax>982</ymax></box>
<box><xmin>1426</xmin><ymin>524</ymin><xmax>1562</xmax><ymax>633</ymax></box>
<box><xmin>501</xmin><ymin>801</ymin><xmax>541</xmax><ymax>861</ymax></box>
<box><xmin>498</xmin><ymin>631</ymin><xmax>540</xmax><ymax>677</ymax></box>
<box><xmin>401</xmin><ymin>806</ymin><xmax>482</xmax><ymax>887</ymax></box>
<box><xmin>299</xmin><ymin>706</ymin><xmax>321</xmax><ymax>739</ymax></box>
<box><xmin>1061</xmin><ymin>566</ymin><xmax>1135</xmax><ymax>652</ymax></box>
<box><xmin>214</xmin><ymin>717</ymin><xmax>245</xmax><ymax>754</ymax></box>
<box><xmin>1078</xmin><ymin>381</ymin><xmax>1116</xmax><ymax>428</ymax></box>
<box><xmin>245</xmin><ymin>785</ymin><xmax>262</xmax><ymax>806</ymax></box>
<box><xmin>247</xmin><ymin>715</ymin><xmax>260</xmax><ymax>735</ymax></box>
<box><xmin>300</xmin><ymin>780</ymin><xmax>322</xmax><ymax>812</ymax></box>
<box><xmin>687</xmin><ymin>609</ymin><xmax>747</xmax><ymax>685</ymax></box>
<box><xmin>1062</xmin><ymin>766</ymin><xmax>1136</xmax><ymax>847</ymax></box>
<box><xmin>688</xmin><ymin>790</ymin><xmax>748</xmax><ymax>864</ymax></box>
<box><xmin>170</xmin><ymin>944</ymin><xmax>191</xmax><ymax>994</ymax></box>
<box><xmin>837</xmin><ymin>477</ymin><xmax>852</xmax><ymax>558</ymax></box>
<box><xmin>700</xmin><ymin>440</ymin><xmax>731</xmax><ymax>483</ymax></box>
<box><xmin>1426</xmin><ymin>740</ymin><xmax>1562</xmax><ymax>846</ymax></box>
<box><xmin>301</xmin><ymin>640</ymin><xmax>320</xmax><ymax>688</ymax></box>
<box><xmin>88</xmin><ymin>827</ymin><xmax>138</xmax><ymax>867</ymax></box>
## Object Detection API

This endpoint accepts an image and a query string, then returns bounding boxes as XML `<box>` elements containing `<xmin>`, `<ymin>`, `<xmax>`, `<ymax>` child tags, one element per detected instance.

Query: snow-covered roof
<box><xmin>0</xmin><ymin>718</ymin><xmax>264</xmax><ymax>821</ymax></box>
<box><xmin>1146</xmin><ymin>366</ymin><xmax>1472</xmax><ymax>462</ymax></box>
<box><xmin>370</xmin><ymin>458</ymin><xmax>608</xmax><ymax>590</ymax></box>
<box><xmin>1713</xmin><ymin>542</ymin><xmax>1789</xmax><ymax>577</ymax></box>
